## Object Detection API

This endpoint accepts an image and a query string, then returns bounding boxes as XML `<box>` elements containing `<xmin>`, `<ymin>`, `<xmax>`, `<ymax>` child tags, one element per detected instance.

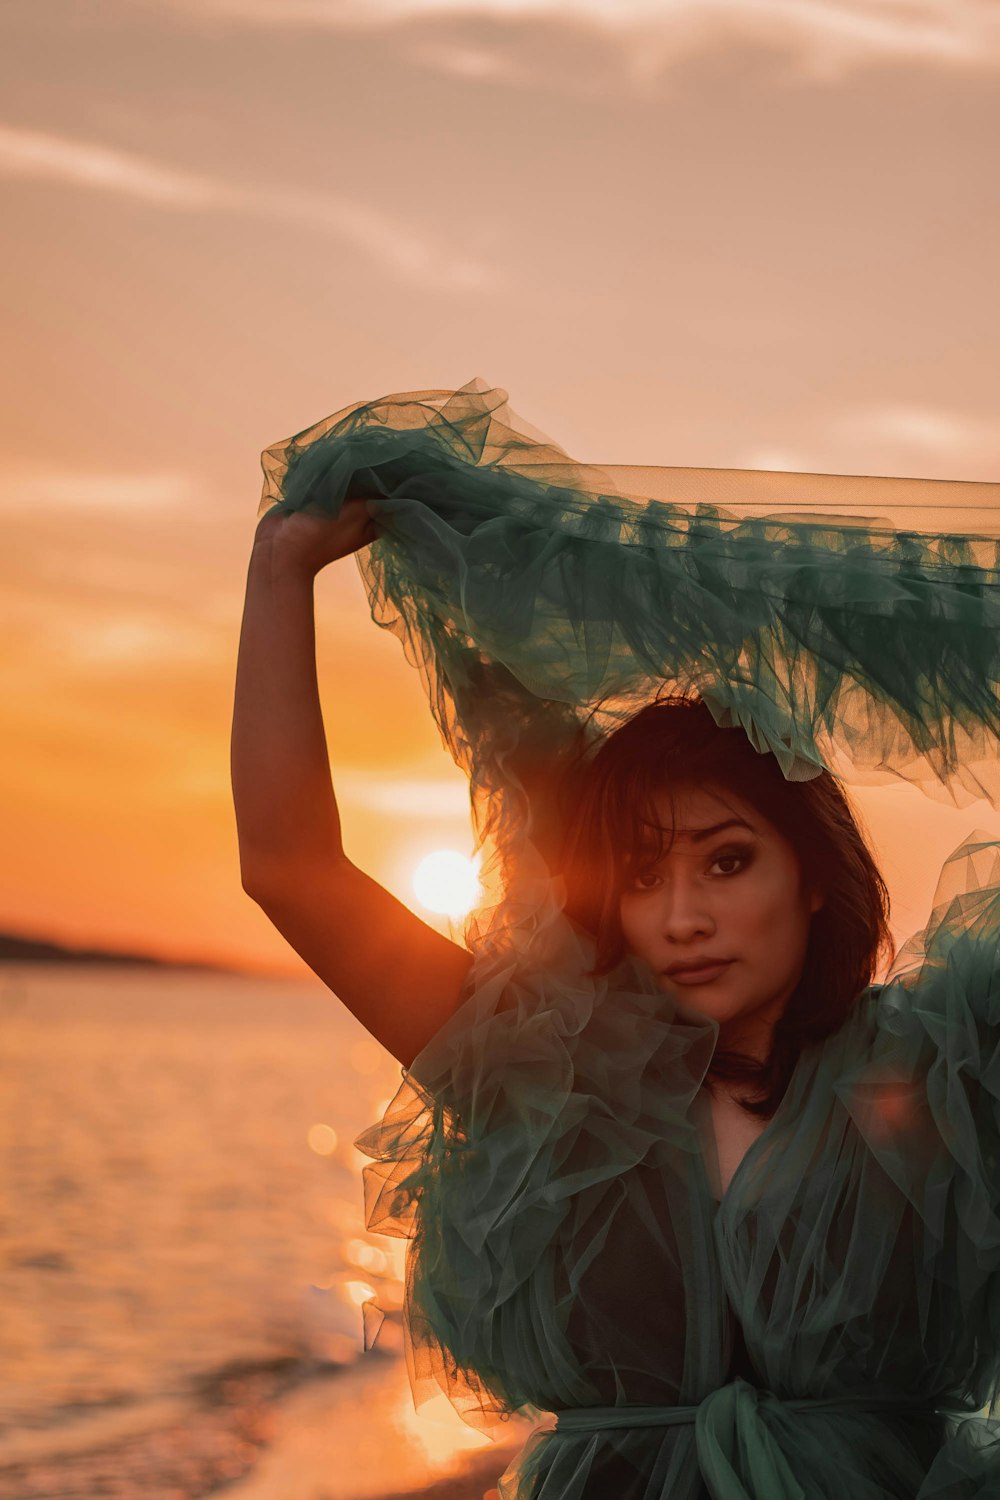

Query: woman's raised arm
<box><xmin>230</xmin><ymin>503</ymin><xmax>473</xmax><ymax>1069</ymax></box>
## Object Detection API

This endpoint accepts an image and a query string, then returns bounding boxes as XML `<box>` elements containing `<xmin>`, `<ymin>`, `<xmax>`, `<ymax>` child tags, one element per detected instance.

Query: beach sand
<box><xmin>0</xmin><ymin>1348</ymin><xmax>540</xmax><ymax>1500</ymax></box>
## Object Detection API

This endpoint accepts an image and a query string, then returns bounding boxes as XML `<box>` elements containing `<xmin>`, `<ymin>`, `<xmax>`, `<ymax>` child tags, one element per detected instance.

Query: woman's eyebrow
<box><xmin>673</xmin><ymin>818</ymin><xmax>756</xmax><ymax>843</ymax></box>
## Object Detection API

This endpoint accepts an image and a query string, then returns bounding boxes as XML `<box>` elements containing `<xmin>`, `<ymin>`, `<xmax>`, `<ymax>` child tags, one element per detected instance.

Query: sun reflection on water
<box><xmin>344</xmin><ymin>1278</ymin><xmax>378</xmax><ymax>1308</ymax></box>
<box><xmin>390</xmin><ymin>1386</ymin><xmax>494</xmax><ymax>1466</ymax></box>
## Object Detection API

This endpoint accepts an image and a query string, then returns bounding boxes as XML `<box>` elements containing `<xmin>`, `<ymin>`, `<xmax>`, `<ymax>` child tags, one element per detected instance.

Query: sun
<box><xmin>412</xmin><ymin>850</ymin><xmax>482</xmax><ymax>919</ymax></box>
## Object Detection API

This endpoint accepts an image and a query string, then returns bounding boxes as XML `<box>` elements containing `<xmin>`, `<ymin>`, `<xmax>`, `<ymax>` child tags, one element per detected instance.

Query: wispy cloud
<box><xmin>0</xmin><ymin>123</ymin><xmax>495</xmax><ymax>290</ymax></box>
<box><xmin>405</xmin><ymin>38</ymin><xmax>530</xmax><ymax>82</ymax></box>
<box><xmin>0</xmin><ymin>575</ymin><xmax>217</xmax><ymax>665</ymax></box>
<box><xmin>0</xmin><ymin>122</ymin><xmax>224</xmax><ymax>205</ymax></box>
<box><xmin>831</xmin><ymin>404</ymin><xmax>999</xmax><ymax>459</ymax></box>
<box><xmin>337</xmin><ymin>770</ymin><xmax>471</xmax><ymax>818</ymax></box>
<box><xmin>740</xmin><ymin>403</ymin><xmax>1000</xmax><ymax>499</ymax></box>
<box><xmin>56</xmin><ymin>613</ymin><xmax>213</xmax><ymax>665</ymax></box>
<box><xmin>141</xmin><ymin>0</ymin><xmax>1000</xmax><ymax>80</ymax></box>
<box><xmin>5</xmin><ymin>467</ymin><xmax>204</xmax><ymax>513</ymax></box>
<box><xmin>738</xmin><ymin>445</ymin><xmax>813</xmax><ymax>473</ymax></box>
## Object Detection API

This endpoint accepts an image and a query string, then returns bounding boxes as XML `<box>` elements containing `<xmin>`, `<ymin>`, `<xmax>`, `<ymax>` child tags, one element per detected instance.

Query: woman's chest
<box><xmin>706</xmin><ymin>1089</ymin><xmax>769</xmax><ymax>1199</ymax></box>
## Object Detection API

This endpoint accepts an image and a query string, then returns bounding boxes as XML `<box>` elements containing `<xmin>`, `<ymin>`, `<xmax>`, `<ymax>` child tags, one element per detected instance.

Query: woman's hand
<box><xmin>253</xmin><ymin>497</ymin><xmax>379</xmax><ymax>578</ymax></box>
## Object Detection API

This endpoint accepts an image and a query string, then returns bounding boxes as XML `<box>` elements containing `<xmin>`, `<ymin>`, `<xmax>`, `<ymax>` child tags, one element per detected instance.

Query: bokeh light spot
<box><xmin>307</xmin><ymin>1123</ymin><xmax>338</xmax><ymax>1156</ymax></box>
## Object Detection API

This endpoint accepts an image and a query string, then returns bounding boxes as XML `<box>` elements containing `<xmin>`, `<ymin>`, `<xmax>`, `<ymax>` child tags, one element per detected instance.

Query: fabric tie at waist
<box><xmin>551</xmin><ymin>1378</ymin><xmax>972</xmax><ymax>1500</ymax></box>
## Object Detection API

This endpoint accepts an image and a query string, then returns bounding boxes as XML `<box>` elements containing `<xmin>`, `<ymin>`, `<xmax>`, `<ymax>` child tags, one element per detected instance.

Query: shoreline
<box><xmin>217</xmin><ymin>1347</ymin><xmax>534</xmax><ymax>1500</ymax></box>
<box><xmin>0</xmin><ymin>1350</ymin><xmax>538</xmax><ymax>1500</ymax></box>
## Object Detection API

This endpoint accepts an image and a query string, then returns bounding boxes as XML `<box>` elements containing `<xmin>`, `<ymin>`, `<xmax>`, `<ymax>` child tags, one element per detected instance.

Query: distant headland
<box><xmin>0</xmin><ymin>929</ymin><xmax>245</xmax><ymax>974</ymax></box>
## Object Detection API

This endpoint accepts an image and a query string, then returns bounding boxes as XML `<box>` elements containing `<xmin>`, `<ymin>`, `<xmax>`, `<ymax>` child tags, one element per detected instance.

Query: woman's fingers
<box><xmin>254</xmin><ymin>496</ymin><xmax>380</xmax><ymax>573</ymax></box>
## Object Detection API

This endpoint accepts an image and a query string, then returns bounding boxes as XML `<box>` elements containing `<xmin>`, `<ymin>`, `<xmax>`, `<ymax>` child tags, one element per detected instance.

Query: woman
<box><xmin>232</xmin><ymin>381</ymin><xmax>1000</xmax><ymax>1499</ymax></box>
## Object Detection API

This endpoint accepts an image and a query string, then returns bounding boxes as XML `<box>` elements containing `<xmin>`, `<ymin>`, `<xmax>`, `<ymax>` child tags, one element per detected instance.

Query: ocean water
<box><xmin>0</xmin><ymin>962</ymin><xmax>408</xmax><ymax>1455</ymax></box>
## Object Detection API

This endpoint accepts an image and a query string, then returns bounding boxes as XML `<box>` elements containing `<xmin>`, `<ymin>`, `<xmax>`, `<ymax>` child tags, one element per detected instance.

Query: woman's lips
<box><xmin>664</xmin><ymin>960</ymin><xmax>733</xmax><ymax>986</ymax></box>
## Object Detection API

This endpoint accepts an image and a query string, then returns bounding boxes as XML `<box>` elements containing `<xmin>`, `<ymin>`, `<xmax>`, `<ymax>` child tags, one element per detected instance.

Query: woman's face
<box><xmin>618</xmin><ymin>784</ymin><xmax>822</xmax><ymax>1053</ymax></box>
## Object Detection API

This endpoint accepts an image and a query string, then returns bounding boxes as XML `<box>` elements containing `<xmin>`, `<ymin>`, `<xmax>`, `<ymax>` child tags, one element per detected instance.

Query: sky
<box><xmin>2</xmin><ymin>0</ymin><xmax>999</xmax><ymax>977</ymax></box>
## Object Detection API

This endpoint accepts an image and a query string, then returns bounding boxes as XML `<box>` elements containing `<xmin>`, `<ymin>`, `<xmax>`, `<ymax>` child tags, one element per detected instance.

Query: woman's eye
<box><xmin>711</xmin><ymin>850</ymin><xmax>751</xmax><ymax>876</ymax></box>
<box><xmin>633</xmin><ymin>870</ymin><xmax>661</xmax><ymax>890</ymax></box>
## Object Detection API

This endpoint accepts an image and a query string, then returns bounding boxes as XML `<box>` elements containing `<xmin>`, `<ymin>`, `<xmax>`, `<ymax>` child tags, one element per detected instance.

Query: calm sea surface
<box><xmin>0</xmin><ymin>963</ymin><xmax>408</xmax><ymax>1451</ymax></box>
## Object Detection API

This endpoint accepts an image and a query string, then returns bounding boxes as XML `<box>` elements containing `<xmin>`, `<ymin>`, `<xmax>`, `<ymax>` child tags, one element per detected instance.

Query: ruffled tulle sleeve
<box><xmin>841</xmin><ymin>833</ymin><xmax>1000</xmax><ymax>1273</ymax></box>
<box><xmin>813</xmin><ymin>833</ymin><xmax>1000</xmax><ymax>1499</ymax></box>
<box><xmin>352</xmin><ymin>883</ymin><xmax>720</xmax><ymax>1436</ymax></box>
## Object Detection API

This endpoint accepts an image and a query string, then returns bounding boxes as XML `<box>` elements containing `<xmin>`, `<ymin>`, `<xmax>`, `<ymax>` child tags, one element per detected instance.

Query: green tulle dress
<box><xmin>258</xmin><ymin>380</ymin><xmax>1000</xmax><ymax>1499</ymax></box>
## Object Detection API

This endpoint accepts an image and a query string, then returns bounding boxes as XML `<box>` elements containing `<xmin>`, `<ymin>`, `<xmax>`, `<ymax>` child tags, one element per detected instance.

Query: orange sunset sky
<box><xmin>3</xmin><ymin>0</ymin><xmax>999</xmax><ymax>978</ymax></box>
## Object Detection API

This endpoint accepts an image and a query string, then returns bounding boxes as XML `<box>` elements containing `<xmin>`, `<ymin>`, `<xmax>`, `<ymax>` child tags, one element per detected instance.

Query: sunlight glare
<box><xmin>412</xmin><ymin>850</ymin><xmax>482</xmax><ymax>918</ymax></box>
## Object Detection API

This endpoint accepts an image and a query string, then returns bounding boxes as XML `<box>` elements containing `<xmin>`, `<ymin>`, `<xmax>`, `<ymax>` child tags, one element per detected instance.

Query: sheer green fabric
<box><xmin>259</xmin><ymin>380</ymin><xmax>1000</xmax><ymax>1498</ymax></box>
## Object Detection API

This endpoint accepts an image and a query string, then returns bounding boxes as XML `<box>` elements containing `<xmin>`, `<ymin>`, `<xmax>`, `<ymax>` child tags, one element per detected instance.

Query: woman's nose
<box><xmin>659</xmin><ymin>883</ymin><xmax>715</xmax><ymax>941</ymax></box>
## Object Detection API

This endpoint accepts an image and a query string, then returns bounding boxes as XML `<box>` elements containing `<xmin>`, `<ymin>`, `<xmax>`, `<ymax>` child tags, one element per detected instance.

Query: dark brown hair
<box><xmin>553</xmin><ymin>694</ymin><xmax>894</xmax><ymax>1119</ymax></box>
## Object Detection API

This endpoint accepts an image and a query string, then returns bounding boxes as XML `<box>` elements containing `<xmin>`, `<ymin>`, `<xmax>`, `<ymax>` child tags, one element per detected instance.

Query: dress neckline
<box><xmin>694</xmin><ymin>1057</ymin><xmax>806</xmax><ymax>1215</ymax></box>
<box><xmin>693</xmin><ymin>988</ymin><xmax>880</xmax><ymax>1215</ymax></box>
